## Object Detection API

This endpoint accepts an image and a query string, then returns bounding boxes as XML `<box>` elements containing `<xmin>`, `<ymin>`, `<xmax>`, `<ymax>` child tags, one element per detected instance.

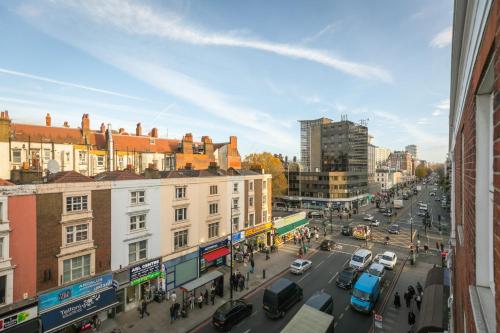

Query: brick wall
<box><xmin>92</xmin><ymin>189</ymin><xmax>111</xmax><ymax>274</ymax></box>
<box><xmin>494</xmin><ymin>1</ymin><xmax>500</xmax><ymax>327</ymax></box>
<box><xmin>36</xmin><ymin>192</ymin><xmax>62</xmax><ymax>292</ymax></box>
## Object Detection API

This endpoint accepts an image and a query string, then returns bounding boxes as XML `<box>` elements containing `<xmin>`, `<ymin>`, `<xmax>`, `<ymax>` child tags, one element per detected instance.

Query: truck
<box><xmin>280</xmin><ymin>304</ymin><xmax>334</xmax><ymax>333</ymax></box>
<box><xmin>393</xmin><ymin>199</ymin><xmax>403</xmax><ymax>209</ymax></box>
<box><xmin>350</xmin><ymin>273</ymin><xmax>381</xmax><ymax>314</ymax></box>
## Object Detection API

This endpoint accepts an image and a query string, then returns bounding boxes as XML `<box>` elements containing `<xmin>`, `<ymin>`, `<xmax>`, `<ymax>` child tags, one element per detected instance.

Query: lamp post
<box><xmin>229</xmin><ymin>204</ymin><xmax>235</xmax><ymax>300</ymax></box>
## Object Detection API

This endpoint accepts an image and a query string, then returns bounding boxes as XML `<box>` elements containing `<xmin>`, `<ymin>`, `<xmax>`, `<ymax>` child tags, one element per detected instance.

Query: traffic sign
<box><xmin>374</xmin><ymin>313</ymin><xmax>383</xmax><ymax>328</ymax></box>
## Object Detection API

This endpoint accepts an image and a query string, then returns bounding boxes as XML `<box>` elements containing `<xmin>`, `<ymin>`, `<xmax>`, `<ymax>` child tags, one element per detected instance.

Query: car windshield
<box><xmin>292</xmin><ymin>261</ymin><xmax>301</xmax><ymax>267</ymax></box>
<box><xmin>382</xmin><ymin>255</ymin><xmax>393</xmax><ymax>261</ymax></box>
<box><xmin>340</xmin><ymin>271</ymin><xmax>353</xmax><ymax>279</ymax></box>
<box><xmin>368</xmin><ymin>267</ymin><xmax>381</xmax><ymax>276</ymax></box>
<box><xmin>353</xmin><ymin>288</ymin><xmax>371</xmax><ymax>301</ymax></box>
<box><xmin>352</xmin><ymin>255</ymin><xmax>363</xmax><ymax>263</ymax></box>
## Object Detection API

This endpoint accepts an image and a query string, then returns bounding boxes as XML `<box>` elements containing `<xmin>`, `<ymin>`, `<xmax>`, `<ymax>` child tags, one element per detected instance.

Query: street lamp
<box><xmin>229</xmin><ymin>204</ymin><xmax>235</xmax><ymax>300</ymax></box>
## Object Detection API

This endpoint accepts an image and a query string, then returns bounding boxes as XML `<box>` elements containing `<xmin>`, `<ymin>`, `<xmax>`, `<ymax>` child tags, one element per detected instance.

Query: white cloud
<box><xmin>432</xmin><ymin>110</ymin><xmax>442</xmax><ymax>116</ymax></box>
<box><xmin>0</xmin><ymin>67</ymin><xmax>144</xmax><ymax>101</ymax></box>
<box><xmin>301</xmin><ymin>21</ymin><xmax>340</xmax><ymax>44</ymax></box>
<box><xmin>46</xmin><ymin>0</ymin><xmax>391</xmax><ymax>82</ymax></box>
<box><xmin>430</xmin><ymin>26</ymin><xmax>452</xmax><ymax>48</ymax></box>
<box><xmin>436</xmin><ymin>98</ymin><xmax>449</xmax><ymax>110</ymax></box>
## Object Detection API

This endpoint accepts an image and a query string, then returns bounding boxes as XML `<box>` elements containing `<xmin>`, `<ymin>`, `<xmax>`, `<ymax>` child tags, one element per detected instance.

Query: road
<box><xmin>192</xmin><ymin>241</ymin><xmax>409</xmax><ymax>333</ymax></box>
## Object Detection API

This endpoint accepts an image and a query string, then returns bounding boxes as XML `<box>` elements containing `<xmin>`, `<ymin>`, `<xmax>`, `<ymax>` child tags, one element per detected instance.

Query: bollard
<box><xmin>263</xmin><ymin>269</ymin><xmax>266</xmax><ymax>279</ymax></box>
<box><xmin>246</xmin><ymin>272</ymin><xmax>250</xmax><ymax>289</ymax></box>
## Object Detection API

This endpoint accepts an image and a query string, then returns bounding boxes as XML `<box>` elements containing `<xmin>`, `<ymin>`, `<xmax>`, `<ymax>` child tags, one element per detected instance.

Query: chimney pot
<box><xmin>119</xmin><ymin>128</ymin><xmax>125</xmax><ymax>134</ymax></box>
<box><xmin>100</xmin><ymin>123</ymin><xmax>106</xmax><ymax>133</ymax></box>
<box><xmin>45</xmin><ymin>113</ymin><xmax>51</xmax><ymax>126</ymax></box>
<box><xmin>136</xmin><ymin>123</ymin><xmax>142</xmax><ymax>136</ymax></box>
<box><xmin>81</xmin><ymin>113</ymin><xmax>90</xmax><ymax>131</ymax></box>
<box><xmin>151</xmin><ymin>128</ymin><xmax>158</xmax><ymax>138</ymax></box>
<box><xmin>63</xmin><ymin>121</ymin><xmax>70</xmax><ymax>128</ymax></box>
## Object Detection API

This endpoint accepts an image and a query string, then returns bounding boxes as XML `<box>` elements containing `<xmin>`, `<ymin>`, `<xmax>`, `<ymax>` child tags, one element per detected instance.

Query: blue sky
<box><xmin>0</xmin><ymin>0</ymin><xmax>452</xmax><ymax>162</ymax></box>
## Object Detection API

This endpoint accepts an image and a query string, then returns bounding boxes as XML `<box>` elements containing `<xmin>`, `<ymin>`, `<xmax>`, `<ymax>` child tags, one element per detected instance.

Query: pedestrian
<box><xmin>239</xmin><ymin>276</ymin><xmax>245</xmax><ymax>291</ymax></box>
<box><xmin>171</xmin><ymin>290</ymin><xmax>177</xmax><ymax>304</ymax></box>
<box><xmin>198</xmin><ymin>294</ymin><xmax>203</xmax><ymax>309</ymax></box>
<box><xmin>440</xmin><ymin>242</ymin><xmax>444</xmax><ymax>252</ymax></box>
<box><xmin>141</xmin><ymin>299</ymin><xmax>150</xmax><ymax>318</ymax></box>
<box><xmin>174</xmin><ymin>302</ymin><xmax>180</xmax><ymax>319</ymax></box>
<box><xmin>415</xmin><ymin>294</ymin><xmax>422</xmax><ymax>311</ymax></box>
<box><xmin>204</xmin><ymin>289</ymin><xmax>209</xmax><ymax>305</ymax></box>
<box><xmin>169</xmin><ymin>304</ymin><xmax>175</xmax><ymax>323</ymax></box>
<box><xmin>408</xmin><ymin>310</ymin><xmax>416</xmax><ymax>327</ymax></box>
<box><xmin>189</xmin><ymin>293</ymin><xmax>194</xmax><ymax>310</ymax></box>
<box><xmin>408</xmin><ymin>285</ymin><xmax>416</xmax><ymax>298</ymax></box>
<box><xmin>210</xmin><ymin>289</ymin><xmax>216</xmax><ymax>305</ymax></box>
<box><xmin>250</xmin><ymin>258</ymin><xmax>255</xmax><ymax>273</ymax></box>
<box><xmin>293</xmin><ymin>235</ymin><xmax>297</xmax><ymax>245</ymax></box>
<box><xmin>266</xmin><ymin>247</ymin><xmax>270</xmax><ymax>260</ymax></box>
<box><xmin>404</xmin><ymin>291</ymin><xmax>411</xmax><ymax>308</ymax></box>
<box><xmin>394</xmin><ymin>292</ymin><xmax>401</xmax><ymax>309</ymax></box>
<box><xmin>435</xmin><ymin>241</ymin><xmax>439</xmax><ymax>250</ymax></box>
<box><xmin>315</xmin><ymin>233</ymin><xmax>319</xmax><ymax>241</ymax></box>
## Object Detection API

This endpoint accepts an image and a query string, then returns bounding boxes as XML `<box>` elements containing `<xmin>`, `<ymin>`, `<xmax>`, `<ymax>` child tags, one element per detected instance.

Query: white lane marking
<box><xmin>250</xmin><ymin>310</ymin><xmax>259</xmax><ymax>317</ymax></box>
<box><xmin>345</xmin><ymin>305</ymin><xmax>349</xmax><ymax>311</ymax></box>
<box><xmin>333</xmin><ymin>250</ymin><xmax>356</xmax><ymax>256</ymax></box>
<box><xmin>321</xmin><ymin>288</ymin><xmax>325</xmax><ymax>293</ymax></box>
<box><xmin>316</xmin><ymin>259</ymin><xmax>325</xmax><ymax>268</ymax></box>
<box><xmin>298</xmin><ymin>272</ymin><xmax>311</xmax><ymax>283</ymax></box>
<box><xmin>328</xmin><ymin>252</ymin><xmax>334</xmax><ymax>258</ymax></box>
<box><xmin>334</xmin><ymin>322</ymin><xmax>338</xmax><ymax>328</ymax></box>
<box><xmin>339</xmin><ymin>313</ymin><xmax>344</xmax><ymax>320</ymax></box>
<box><xmin>243</xmin><ymin>330</ymin><xmax>251</xmax><ymax>333</ymax></box>
<box><xmin>328</xmin><ymin>272</ymin><xmax>339</xmax><ymax>284</ymax></box>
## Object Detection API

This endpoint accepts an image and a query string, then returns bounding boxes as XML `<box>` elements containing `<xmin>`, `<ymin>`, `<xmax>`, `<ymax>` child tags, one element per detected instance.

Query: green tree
<box><xmin>415</xmin><ymin>164</ymin><xmax>431</xmax><ymax>179</ymax></box>
<box><xmin>242</xmin><ymin>152</ymin><xmax>287</xmax><ymax>197</ymax></box>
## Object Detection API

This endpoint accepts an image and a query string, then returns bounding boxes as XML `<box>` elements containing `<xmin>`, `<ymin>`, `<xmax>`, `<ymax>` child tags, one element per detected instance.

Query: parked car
<box><xmin>383</xmin><ymin>210</ymin><xmax>394</xmax><ymax>217</ymax></box>
<box><xmin>320</xmin><ymin>240</ymin><xmax>335</xmax><ymax>251</ymax></box>
<box><xmin>430</xmin><ymin>192</ymin><xmax>436</xmax><ymax>196</ymax></box>
<box><xmin>417</xmin><ymin>211</ymin><xmax>426</xmax><ymax>217</ymax></box>
<box><xmin>341</xmin><ymin>225</ymin><xmax>353</xmax><ymax>236</ymax></box>
<box><xmin>378</xmin><ymin>251</ymin><xmax>397</xmax><ymax>270</ymax></box>
<box><xmin>336</xmin><ymin>266</ymin><xmax>359</xmax><ymax>289</ymax></box>
<box><xmin>435</xmin><ymin>197</ymin><xmax>441</xmax><ymax>202</ymax></box>
<box><xmin>308</xmin><ymin>211</ymin><xmax>324</xmax><ymax>219</ymax></box>
<box><xmin>370</xmin><ymin>219</ymin><xmax>380</xmax><ymax>227</ymax></box>
<box><xmin>305</xmin><ymin>292</ymin><xmax>334</xmax><ymax>315</ymax></box>
<box><xmin>213</xmin><ymin>300</ymin><xmax>253</xmax><ymax>331</ymax></box>
<box><xmin>363</xmin><ymin>214</ymin><xmax>374</xmax><ymax>221</ymax></box>
<box><xmin>367</xmin><ymin>262</ymin><xmax>386</xmax><ymax>281</ymax></box>
<box><xmin>290</xmin><ymin>259</ymin><xmax>312</xmax><ymax>275</ymax></box>
<box><xmin>349</xmin><ymin>249</ymin><xmax>373</xmax><ymax>271</ymax></box>
<box><xmin>263</xmin><ymin>278</ymin><xmax>303</xmax><ymax>319</ymax></box>
<box><xmin>387</xmin><ymin>224</ymin><xmax>400</xmax><ymax>234</ymax></box>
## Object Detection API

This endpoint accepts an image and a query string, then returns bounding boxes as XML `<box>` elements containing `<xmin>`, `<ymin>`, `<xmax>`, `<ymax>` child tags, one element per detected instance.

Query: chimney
<box><xmin>202</xmin><ymin>135</ymin><xmax>214</xmax><ymax>158</ymax></box>
<box><xmin>181</xmin><ymin>133</ymin><xmax>193</xmax><ymax>154</ymax></box>
<box><xmin>151</xmin><ymin>128</ymin><xmax>158</xmax><ymax>138</ymax></box>
<box><xmin>81</xmin><ymin>114</ymin><xmax>90</xmax><ymax>131</ymax></box>
<box><xmin>208</xmin><ymin>162</ymin><xmax>218</xmax><ymax>171</ymax></box>
<box><xmin>119</xmin><ymin>128</ymin><xmax>125</xmax><ymax>134</ymax></box>
<box><xmin>0</xmin><ymin>111</ymin><xmax>11</xmax><ymax>143</ymax></box>
<box><xmin>100</xmin><ymin>123</ymin><xmax>106</xmax><ymax>133</ymax></box>
<box><xmin>63</xmin><ymin>121</ymin><xmax>70</xmax><ymax>128</ymax></box>
<box><xmin>136</xmin><ymin>123</ymin><xmax>142</xmax><ymax>136</ymax></box>
<box><xmin>106</xmin><ymin>124</ymin><xmax>114</xmax><ymax>172</ymax></box>
<box><xmin>229</xmin><ymin>136</ymin><xmax>237</xmax><ymax>148</ymax></box>
<box><xmin>45</xmin><ymin>113</ymin><xmax>51</xmax><ymax>126</ymax></box>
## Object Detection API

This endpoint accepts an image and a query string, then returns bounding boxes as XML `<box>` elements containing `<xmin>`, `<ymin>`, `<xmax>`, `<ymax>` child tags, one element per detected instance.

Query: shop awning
<box><xmin>415</xmin><ymin>285</ymin><xmax>445</xmax><ymax>333</ymax></box>
<box><xmin>180</xmin><ymin>270</ymin><xmax>223</xmax><ymax>292</ymax></box>
<box><xmin>203</xmin><ymin>247</ymin><xmax>231</xmax><ymax>262</ymax></box>
<box><xmin>276</xmin><ymin>218</ymin><xmax>309</xmax><ymax>235</ymax></box>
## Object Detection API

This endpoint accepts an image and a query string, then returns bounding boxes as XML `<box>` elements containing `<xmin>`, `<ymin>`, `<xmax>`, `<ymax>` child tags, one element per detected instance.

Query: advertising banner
<box><xmin>39</xmin><ymin>273</ymin><xmax>113</xmax><ymax>312</ymax></box>
<box><xmin>130</xmin><ymin>258</ymin><xmax>161</xmax><ymax>286</ymax></box>
<box><xmin>245</xmin><ymin>222</ymin><xmax>273</xmax><ymax>238</ymax></box>
<box><xmin>0</xmin><ymin>306</ymin><xmax>37</xmax><ymax>332</ymax></box>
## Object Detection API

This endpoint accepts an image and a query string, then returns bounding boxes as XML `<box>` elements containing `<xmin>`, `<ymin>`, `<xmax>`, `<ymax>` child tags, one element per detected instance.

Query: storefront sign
<box><xmin>0</xmin><ymin>306</ymin><xmax>37</xmax><ymax>332</ymax></box>
<box><xmin>245</xmin><ymin>222</ymin><xmax>273</xmax><ymax>238</ymax></box>
<box><xmin>40</xmin><ymin>288</ymin><xmax>116</xmax><ymax>333</ymax></box>
<box><xmin>199</xmin><ymin>239</ymin><xmax>228</xmax><ymax>255</ymax></box>
<box><xmin>229</xmin><ymin>231</ymin><xmax>245</xmax><ymax>243</ymax></box>
<box><xmin>130</xmin><ymin>258</ymin><xmax>161</xmax><ymax>286</ymax></box>
<box><xmin>39</xmin><ymin>273</ymin><xmax>113</xmax><ymax>312</ymax></box>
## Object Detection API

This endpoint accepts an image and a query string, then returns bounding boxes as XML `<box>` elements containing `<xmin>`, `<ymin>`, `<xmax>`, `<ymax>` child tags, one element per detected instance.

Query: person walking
<box><xmin>293</xmin><ymin>235</ymin><xmax>297</xmax><ymax>245</ymax></box>
<box><xmin>210</xmin><ymin>289</ymin><xmax>216</xmax><ymax>305</ymax></box>
<box><xmin>171</xmin><ymin>290</ymin><xmax>177</xmax><ymax>304</ymax></box>
<box><xmin>250</xmin><ymin>257</ymin><xmax>255</xmax><ymax>273</ymax></box>
<box><xmin>169</xmin><ymin>304</ymin><xmax>175</xmax><ymax>323</ymax></box>
<box><xmin>174</xmin><ymin>302</ymin><xmax>180</xmax><ymax>320</ymax></box>
<box><xmin>404</xmin><ymin>291</ymin><xmax>411</xmax><ymax>308</ymax></box>
<box><xmin>415</xmin><ymin>294</ymin><xmax>422</xmax><ymax>311</ymax></box>
<box><xmin>189</xmin><ymin>293</ymin><xmax>194</xmax><ymax>310</ymax></box>
<box><xmin>394</xmin><ymin>292</ymin><xmax>401</xmax><ymax>309</ymax></box>
<box><xmin>315</xmin><ymin>233</ymin><xmax>319</xmax><ymax>241</ymax></box>
<box><xmin>141</xmin><ymin>299</ymin><xmax>150</xmax><ymax>318</ymax></box>
<box><xmin>239</xmin><ymin>276</ymin><xmax>245</xmax><ymax>291</ymax></box>
<box><xmin>204</xmin><ymin>289</ymin><xmax>209</xmax><ymax>305</ymax></box>
<box><xmin>408</xmin><ymin>310</ymin><xmax>416</xmax><ymax>327</ymax></box>
<box><xmin>198</xmin><ymin>294</ymin><xmax>203</xmax><ymax>309</ymax></box>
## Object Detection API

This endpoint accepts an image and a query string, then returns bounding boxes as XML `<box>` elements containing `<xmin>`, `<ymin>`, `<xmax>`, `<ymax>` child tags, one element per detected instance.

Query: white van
<box><xmin>418</xmin><ymin>203</ymin><xmax>428</xmax><ymax>211</ymax></box>
<box><xmin>349</xmin><ymin>249</ymin><xmax>373</xmax><ymax>271</ymax></box>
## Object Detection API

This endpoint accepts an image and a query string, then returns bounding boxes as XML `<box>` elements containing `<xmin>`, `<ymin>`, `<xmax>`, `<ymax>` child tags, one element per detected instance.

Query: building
<box><xmin>0</xmin><ymin>111</ymin><xmax>242</xmax><ymax>180</ymax></box>
<box><xmin>405</xmin><ymin>144</ymin><xmax>418</xmax><ymax>160</ymax></box>
<box><xmin>448</xmin><ymin>0</ymin><xmax>499</xmax><ymax>332</ymax></box>
<box><xmin>387</xmin><ymin>151</ymin><xmax>414</xmax><ymax>175</ymax></box>
<box><xmin>375</xmin><ymin>146</ymin><xmax>391</xmax><ymax>168</ymax></box>
<box><xmin>368</xmin><ymin>143</ymin><xmax>376</xmax><ymax>182</ymax></box>
<box><xmin>298</xmin><ymin>117</ymin><xmax>331</xmax><ymax>172</ymax></box>
<box><xmin>375</xmin><ymin>169</ymin><xmax>402</xmax><ymax>191</ymax></box>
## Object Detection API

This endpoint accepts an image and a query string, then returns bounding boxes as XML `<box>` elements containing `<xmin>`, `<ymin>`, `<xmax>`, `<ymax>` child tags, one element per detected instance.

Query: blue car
<box><xmin>350</xmin><ymin>273</ymin><xmax>381</xmax><ymax>314</ymax></box>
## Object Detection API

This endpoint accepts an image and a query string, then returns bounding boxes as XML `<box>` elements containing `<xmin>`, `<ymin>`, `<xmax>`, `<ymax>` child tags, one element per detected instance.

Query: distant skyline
<box><xmin>0</xmin><ymin>0</ymin><xmax>452</xmax><ymax>162</ymax></box>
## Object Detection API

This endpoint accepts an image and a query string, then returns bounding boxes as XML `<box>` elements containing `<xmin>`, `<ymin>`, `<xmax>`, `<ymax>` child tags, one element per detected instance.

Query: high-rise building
<box><xmin>375</xmin><ymin>147</ymin><xmax>391</xmax><ymax>167</ymax></box>
<box><xmin>298</xmin><ymin>117</ymin><xmax>331</xmax><ymax>172</ymax></box>
<box><xmin>405</xmin><ymin>144</ymin><xmax>419</xmax><ymax>160</ymax></box>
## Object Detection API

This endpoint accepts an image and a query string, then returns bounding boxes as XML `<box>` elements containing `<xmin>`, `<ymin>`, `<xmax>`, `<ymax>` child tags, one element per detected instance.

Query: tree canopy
<box><xmin>242</xmin><ymin>152</ymin><xmax>287</xmax><ymax>197</ymax></box>
<box><xmin>415</xmin><ymin>164</ymin><xmax>431</xmax><ymax>179</ymax></box>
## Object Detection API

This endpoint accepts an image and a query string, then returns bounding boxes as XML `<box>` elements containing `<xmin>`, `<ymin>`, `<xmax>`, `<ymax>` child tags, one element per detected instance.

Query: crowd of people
<box><xmin>393</xmin><ymin>282</ymin><xmax>424</xmax><ymax>330</ymax></box>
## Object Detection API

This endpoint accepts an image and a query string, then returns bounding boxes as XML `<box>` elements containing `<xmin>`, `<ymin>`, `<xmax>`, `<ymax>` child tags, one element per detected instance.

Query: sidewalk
<box><xmin>376</xmin><ymin>253</ymin><xmax>441</xmax><ymax>333</ymax></box>
<box><xmin>100</xmin><ymin>240</ymin><xmax>320</xmax><ymax>333</ymax></box>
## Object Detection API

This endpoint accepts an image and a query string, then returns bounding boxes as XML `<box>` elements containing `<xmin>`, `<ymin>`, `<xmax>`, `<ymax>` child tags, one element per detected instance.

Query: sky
<box><xmin>0</xmin><ymin>0</ymin><xmax>452</xmax><ymax>162</ymax></box>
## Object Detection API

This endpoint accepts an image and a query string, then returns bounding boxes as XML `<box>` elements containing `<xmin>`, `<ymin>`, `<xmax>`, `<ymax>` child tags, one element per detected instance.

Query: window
<box><xmin>63</xmin><ymin>254</ymin><xmax>91</xmax><ymax>283</ymax></box>
<box><xmin>130</xmin><ymin>191</ymin><xmax>145</xmax><ymax>205</ymax></box>
<box><xmin>249</xmin><ymin>197</ymin><xmax>254</xmax><ymax>207</ymax></box>
<box><xmin>44</xmin><ymin>149</ymin><xmax>51</xmax><ymax>161</ymax></box>
<box><xmin>97</xmin><ymin>156</ymin><xmax>104</xmax><ymax>167</ymax></box>
<box><xmin>0</xmin><ymin>202</ymin><xmax>3</xmax><ymax>222</ymax></box>
<box><xmin>174</xmin><ymin>230</ymin><xmax>188</xmax><ymax>250</ymax></box>
<box><xmin>249</xmin><ymin>181</ymin><xmax>253</xmax><ymax>191</ymax></box>
<box><xmin>78</xmin><ymin>151</ymin><xmax>86</xmax><ymax>165</ymax></box>
<box><xmin>66</xmin><ymin>224</ymin><xmax>88</xmax><ymax>244</ymax></box>
<box><xmin>263</xmin><ymin>195</ymin><xmax>267</xmax><ymax>204</ymax></box>
<box><xmin>66</xmin><ymin>196</ymin><xmax>88</xmax><ymax>212</ymax></box>
<box><xmin>249</xmin><ymin>213</ymin><xmax>255</xmax><ymax>227</ymax></box>
<box><xmin>175</xmin><ymin>187</ymin><xmax>186</xmax><ymax>199</ymax></box>
<box><xmin>262</xmin><ymin>211</ymin><xmax>267</xmax><ymax>222</ymax></box>
<box><xmin>233</xmin><ymin>183</ymin><xmax>238</xmax><ymax>193</ymax></box>
<box><xmin>130</xmin><ymin>214</ymin><xmax>146</xmax><ymax>231</ymax></box>
<box><xmin>128</xmin><ymin>240</ymin><xmax>147</xmax><ymax>264</ymax></box>
<box><xmin>232</xmin><ymin>217</ymin><xmax>239</xmax><ymax>231</ymax></box>
<box><xmin>0</xmin><ymin>276</ymin><xmax>6</xmax><ymax>304</ymax></box>
<box><xmin>208</xmin><ymin>223</ymin><xmax>219</xmax><ymax>238</ymax></box>
<box><xmin>0</xmin><ymin>237</ymin><xmax>3</xmax><ymax>259</ymax></box>
<box><xmin>232</xmin><ymin>198</ymin><xmax>239</xmax><ymax>209</ymax></box>
<box><xmin>175</xmin><ymin>208</ymin><xmax>187</xmax><ymax>222</ymax></box>
<box><xmin>209</xmin><ymin>203</ymin><xmax>218</xmax><ymax>215</ymax></box>
<box><xmin>12</xmin><ymin>149</ymin><xmax>21</xmax><ymax>163</ymax></box>
<box><xmin>210</xmin><ymin>185</ymin><xmax>218</xmax><ymax>195</ymax></box>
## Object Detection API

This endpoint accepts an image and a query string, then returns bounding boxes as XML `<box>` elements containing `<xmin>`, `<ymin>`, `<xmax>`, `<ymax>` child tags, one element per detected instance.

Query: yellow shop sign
<box><xmin>245</xmin><ymin>222</ymin><xmax>273</xmax><ymax>237</ymax></box>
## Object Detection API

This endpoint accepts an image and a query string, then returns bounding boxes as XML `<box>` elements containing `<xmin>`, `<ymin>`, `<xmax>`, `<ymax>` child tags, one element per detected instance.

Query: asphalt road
<box><xmin>193</xmin><ymin>241</ymin><xmax>409</xmax><ymax>333</ymax></box>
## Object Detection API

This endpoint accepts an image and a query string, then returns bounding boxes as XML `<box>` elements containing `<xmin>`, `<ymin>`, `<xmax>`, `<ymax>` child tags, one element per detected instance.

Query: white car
<box><xmin>370</xmin><ymin>219</ymin><xmax>380</xmax><ymax>227</ymax></box>
<box><xmin>363</xmin><ymin>214</ymin><xmax>374</xmax><ymax>221</ymax></box>
<box><xmin>290</xmin><ymin>259</ymin><xmax>312</xmax><ymax>274</ymax></box>
<box><xmin>378</xmin><ymin>251</ymin><xmax>397</xmax><ymax>270</ymax></box>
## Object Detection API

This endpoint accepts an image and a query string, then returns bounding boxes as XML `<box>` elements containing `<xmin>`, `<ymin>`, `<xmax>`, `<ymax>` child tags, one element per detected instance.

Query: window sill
<box><xmin>469</xmin><ymin>285</ymin><xmax>496</xmax><ymax>332</ymax></box>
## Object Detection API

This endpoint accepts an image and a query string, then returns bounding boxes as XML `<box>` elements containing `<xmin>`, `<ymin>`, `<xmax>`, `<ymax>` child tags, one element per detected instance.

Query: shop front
<box><xmin>199</xmin><ymin>239</ymin><xmax>230</xmax><ymax>274</ymax></box>
<box><xmin>126</xmin><ymin>258</ymin><xmax>162</xmax><ymax>311</ymax></box>
<box><xmin>39</xmin><ymin>273</ymin><xmax>117</xmax><ymax>333</ymax></box>
<box><xmin>230</xmin><ymin>231</ymin><xmax>246</xmax><ymax>262</ymax></box>
<box><xmin>0</xmin><ymin>300</ymin><xmax>39</xmax><ymax>333</ymax></box>
<box><xmin>244</xmin><ymin>222</ymin><xmax>273</xmax><ymax>251</ymax></box>
<box><xmin>274</xmin><ymin>213</ymin><xmax>309</xmax><ymax>246</ymax></box>
<box><xmin>164</xmin><ymin>250</ymin><xmax>199</xmax><ymax>291</ymax></box>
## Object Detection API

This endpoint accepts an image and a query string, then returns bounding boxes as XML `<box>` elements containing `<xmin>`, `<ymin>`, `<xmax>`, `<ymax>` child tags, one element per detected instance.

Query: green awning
<box><xmin>276</xmin><ymin>218</ymin><xmax>309</xmax><ymax>235</ymax></box>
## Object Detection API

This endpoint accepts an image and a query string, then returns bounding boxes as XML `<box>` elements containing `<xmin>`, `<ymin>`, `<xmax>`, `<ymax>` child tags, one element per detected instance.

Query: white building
<box><xmin>405</xmin><ymin>144</ymin><xmax>419</xmax><ymax>160</ymax></box>
<box><xmin>375</xmin><ymin>169</ymin><xmax>402</xmax><ymax>190</ymax></box>
<box><xmin>375</xmin><ymin>147</ymin><xmax>391</xmax><ymax>168</ymax></box>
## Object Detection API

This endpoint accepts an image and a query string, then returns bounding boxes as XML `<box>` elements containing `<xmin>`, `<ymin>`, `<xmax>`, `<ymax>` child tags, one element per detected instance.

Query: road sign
<box><xmin>374</xmin><ymin>313</ymin><xmax>383</xmax><ymax>328</ymax></box>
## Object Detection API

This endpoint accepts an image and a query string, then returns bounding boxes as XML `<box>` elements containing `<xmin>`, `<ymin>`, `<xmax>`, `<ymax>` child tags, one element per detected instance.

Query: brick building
<box><xmin>387</xmin><ymin>150</ymin><xmax>414</xmax><ymax>175</ymax></box>
<box><xmin>449</xmin><ymin>0</ymin><xmax>499</xmax><ymax>332</ymax></box>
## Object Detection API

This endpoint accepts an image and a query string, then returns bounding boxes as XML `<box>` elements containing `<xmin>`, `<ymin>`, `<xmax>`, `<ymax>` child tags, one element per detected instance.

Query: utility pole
<box><xmin>330</xmin><ymin>205</ymin><xmax>333</xmax><ymax>234</ymax></box>
<box><xmin>229</xmin><ymin>204</ymin><xmax>234</xmax><ymax>300</ymax></box>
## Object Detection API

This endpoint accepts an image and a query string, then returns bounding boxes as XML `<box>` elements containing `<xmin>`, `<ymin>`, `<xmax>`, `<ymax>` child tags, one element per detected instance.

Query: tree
<box><xmin>415</xmin><ymin>165</ymin><xmax>431</xmax><ymax>179</ymax></box>
<box><xmin>242</xmin><ymin>152</ymin><xmax>287</xmax><ymax>197</ymax></box>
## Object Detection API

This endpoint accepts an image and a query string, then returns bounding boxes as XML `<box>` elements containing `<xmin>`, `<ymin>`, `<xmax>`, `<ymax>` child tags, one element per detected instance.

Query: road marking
<box><xmin>321</xmin><ymin>288</ymin><xmax>325</xmax><ymax>292</ymax></box>
<box><xmin>328</xmin><ymin>272</ymin><xmax>339</xmax><ymax>284</ymax></box>
<box><xmin>243</xmin><ymin>330</ymin><xmax>251</xmax><ymax>333</ymax></box>
<box><xmin>316</xmin><ymin>259</ymin><xmax>325</xmax><ymax>268</ymax></box>
<box><xmin>334</xmin><ymin>322</ymin><xmax>338</xmax><ymax>328</ymax></box>
<box><xmin>250</xmin><ymin>310</ymin><xmax>259</xmax><ymax>317</ymax></box>
<box><xmin>333</xmin><ymin>250</ymin><xmax>355</xmax><ymax>256</ymax></box>
<box><xmin>298</xmin><ymin>272</ymin><xmax>311</xmax><ymax>283</ymax></box>
<box><xmin>345</xmin><ymin>305</ymin><xmax>349</xmax><ymax>311</ymax></box>
<box><xmin>339</xmin><ymin>313</ymin><xmax>344</xmax><ymax>320</ymax></box>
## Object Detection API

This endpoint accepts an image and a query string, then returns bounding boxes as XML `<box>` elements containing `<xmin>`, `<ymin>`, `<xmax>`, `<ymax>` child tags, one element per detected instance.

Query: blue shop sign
<box><xmin>229</xmin><ymin>231</ymin><xmax>245</xmax><ymax>243</ymax></box>
<box><xmin>39</xmin><ymin>273</ymin><xmax>113</xmax><ymax>312</ymax></box>
<box><xmin>41</xmin><ymin>288</ymin><xmax>116</xmax><ymax>333</ymax></box>
<box><xmin>199</xmin><ymin>239</ymin><xmax>228</xmax><ymax>255</ymax></box>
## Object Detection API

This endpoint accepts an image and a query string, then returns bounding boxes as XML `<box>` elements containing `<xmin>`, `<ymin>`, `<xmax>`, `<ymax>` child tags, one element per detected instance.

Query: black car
<box><xmin>336</xmin><ymin>267</ymin><xmax>359</xmax><ymax>289</ymax></box>
<box><xmin>341</xmin><ymin>225</ymin><xmax>353</xmax><ymax>236</ymax></box>
<box><xmin>387</xmin><ymin>224</ymin><xmax>400</xmax><ymax>234</ymax></box>
<box><xmin>212</xmin><ymin>300</ymin><xmax>253</xmax><ymax>331</ymax></box>
<box><xmin>320</xmin><ymin>240</ymin><xmax>335</xmax><ymax>251</ymax></box>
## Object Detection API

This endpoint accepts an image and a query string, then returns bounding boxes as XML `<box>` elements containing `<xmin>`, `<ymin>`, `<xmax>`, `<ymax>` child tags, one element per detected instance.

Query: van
<box><xmin>350</xmin><ymin>273</ymin><xmax>381</xmax><ymax>314</ymax></box>
<box><xmin>418</xmin><ymin>203</ymin><xmax>428</xmax><ymax>211</ymax></box>
<box><xmin>304</xmin><ymin>292</ymin><xmax>334</xmax><ymax>315</ymax></box>
<box><xmin>308</xmin><ymin>211</ymin><xmax>324</xmax><ymax>219</ymax></box>
<box><xmin>349</xmin><ymin>249</ymin><xmax>372</xmax><ymax>271</ymax></box>
<box><xmin>263</xmin><ymin>278</ymin><xmax>303</xmax><ymax>318</ymax></box>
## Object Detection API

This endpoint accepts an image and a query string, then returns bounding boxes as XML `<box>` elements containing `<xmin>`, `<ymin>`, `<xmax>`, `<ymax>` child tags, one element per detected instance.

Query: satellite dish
<box><xmin>47</xmin><ymin>160</ymin><xmax>60</xmax><ymax>174</ymax></box>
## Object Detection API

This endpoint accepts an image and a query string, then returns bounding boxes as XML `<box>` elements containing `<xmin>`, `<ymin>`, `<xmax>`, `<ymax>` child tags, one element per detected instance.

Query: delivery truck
<box><xmin>394</xmin><ymin>200</ymin><xmax>403</xmax><ymax>209</ymax></box>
